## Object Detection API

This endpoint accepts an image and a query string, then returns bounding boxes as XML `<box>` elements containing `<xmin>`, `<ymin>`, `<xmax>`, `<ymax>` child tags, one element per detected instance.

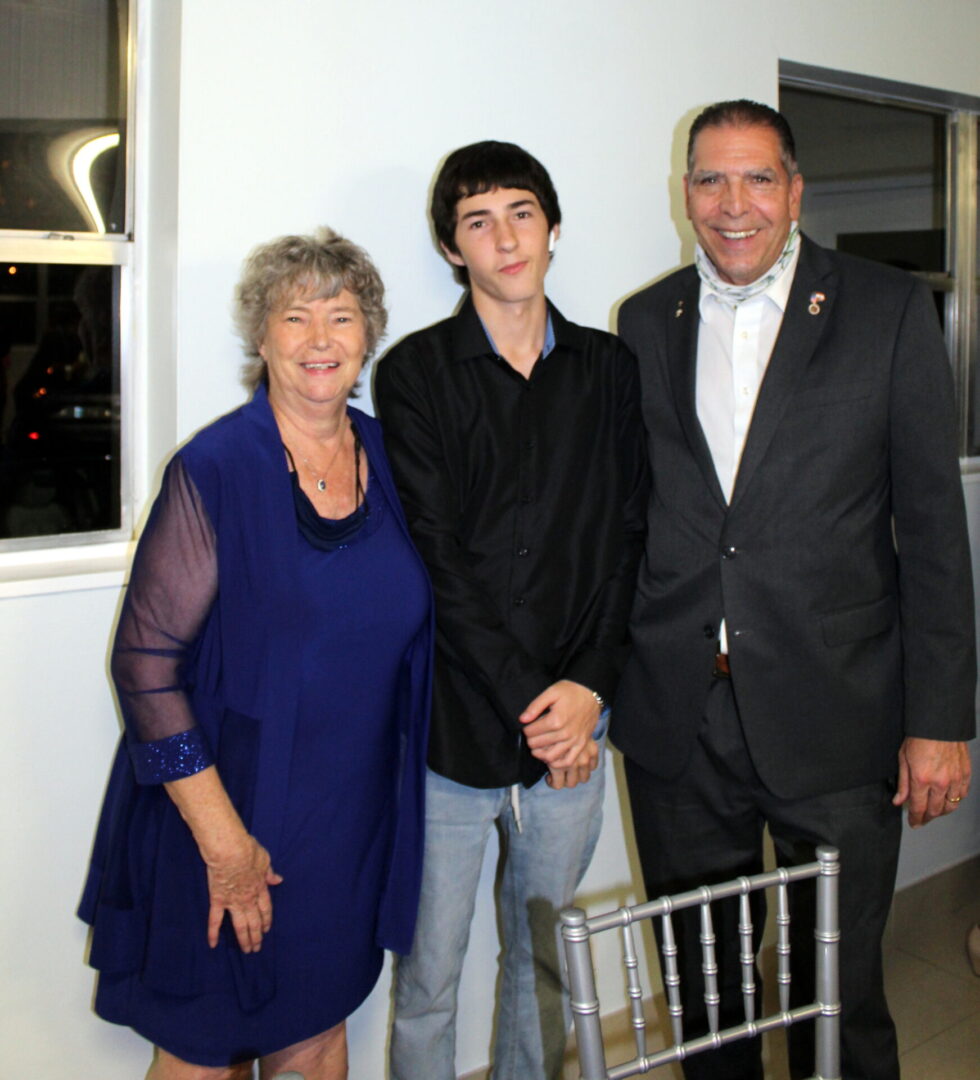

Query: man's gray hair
<box><xmin>687</xmin><ymin>99</ymin><xmax>799</xmax><ymax>179</ymax></box>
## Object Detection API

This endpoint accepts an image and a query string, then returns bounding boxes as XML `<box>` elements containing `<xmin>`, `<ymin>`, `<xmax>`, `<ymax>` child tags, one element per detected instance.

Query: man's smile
<box><xmin>717</xmin><ymin>228</ymin><xmax>760</xmax><ymax>240</ymax></box>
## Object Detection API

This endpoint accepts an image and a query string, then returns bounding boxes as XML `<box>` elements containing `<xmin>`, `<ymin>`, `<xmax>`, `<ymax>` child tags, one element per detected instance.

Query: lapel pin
<box><xmin>674</xmin><ymin>299</ymin><xmax>684</xmax><ymax>318</ymax></box>
<box><xmin>808</xmin><ymin>291</ymin><xmax>826</xmax><ymax>316</ymax></box>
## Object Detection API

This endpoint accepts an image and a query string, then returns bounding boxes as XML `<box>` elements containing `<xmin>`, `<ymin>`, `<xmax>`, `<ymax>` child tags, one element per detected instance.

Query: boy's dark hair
<box><xmin>431</xmin><ymin>140</ymin><xmax>562</xmax><ymax>284</ymax></box>
<box><xmin>687</xmin><ymin>99</ymin><xmax>799</xmax><ymax>178</ymax></box>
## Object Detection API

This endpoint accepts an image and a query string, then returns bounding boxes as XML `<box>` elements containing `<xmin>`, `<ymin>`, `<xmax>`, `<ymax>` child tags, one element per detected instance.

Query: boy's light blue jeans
<box><xmin>390</xmin><ymin>736</ymin><xmax>606</xmax><ymax>1080</ymax></box>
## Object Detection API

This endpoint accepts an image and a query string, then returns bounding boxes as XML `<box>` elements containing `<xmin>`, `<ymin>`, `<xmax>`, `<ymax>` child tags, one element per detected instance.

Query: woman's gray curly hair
<box><xmin>235</xmin><ymin>227</ymin><xmax>388</xmax><ymax>392</ymax></box>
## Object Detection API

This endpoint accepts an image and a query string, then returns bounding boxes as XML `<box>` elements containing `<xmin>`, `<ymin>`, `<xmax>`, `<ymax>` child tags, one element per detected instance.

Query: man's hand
<box><xmin>546</xmin><ymin>741</ymin><xmax>600</xmax><ymax>790</ymax></box>
<box><xmin>520</xmin><ymin>679</ymin><xmax>601</xmax><ymax>768</ymax></box>
<box><xmin>893</xmin><ymin>737</ymin><xmax>971</xmax><ymax>828</ymax></box>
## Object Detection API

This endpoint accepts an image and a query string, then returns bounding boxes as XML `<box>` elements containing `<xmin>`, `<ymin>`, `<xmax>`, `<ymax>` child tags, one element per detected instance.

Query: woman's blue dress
<box><xmin>79</xmin><ymin>393</ymin><xmax>432</xmax><ymax>1065</ymax></box>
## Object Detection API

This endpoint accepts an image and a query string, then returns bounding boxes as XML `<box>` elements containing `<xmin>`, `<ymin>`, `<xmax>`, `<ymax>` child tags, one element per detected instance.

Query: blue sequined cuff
<box><xmin>129</xmin><ymin>728</ymin><xmax>214</xmax><ymax>784</ymax></box>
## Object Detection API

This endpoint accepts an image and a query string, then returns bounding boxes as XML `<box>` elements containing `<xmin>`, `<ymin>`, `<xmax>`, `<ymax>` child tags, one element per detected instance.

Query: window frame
<box><xmin>780</xmin><ymin>60</ymin><xmax>980</xmax><ymax>464</ymax></box>
<box><xmin>0</xmin><ymin>0</ymin><xmax>136</xmax><ymax>557</ymax></box>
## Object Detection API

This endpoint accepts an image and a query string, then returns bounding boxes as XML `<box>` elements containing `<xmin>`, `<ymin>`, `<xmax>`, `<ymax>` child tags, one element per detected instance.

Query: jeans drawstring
<box><xmin>509</xmin><ymin>782</ymin><xmax>523</xmax><ymax>834</ymax></box>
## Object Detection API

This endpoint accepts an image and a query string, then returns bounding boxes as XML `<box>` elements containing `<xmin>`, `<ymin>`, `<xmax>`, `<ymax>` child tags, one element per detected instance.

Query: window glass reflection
<box><xmin>972</xmin><ymin>284</ymin><xmax>980</xmax><ymax>457</ymax></box>
<box><xmin>0</xmin><ymin>263</ymin><xmax>120</xmax><ymax>538</ymax></box>
<box><xmin>780</xmin><ymin>88</ymin><xmax>946</xmax><ymax>273</ymax></box>
<box><xmin>962</xmin><ymin>147</ymin><xmax>980</xmax><ymax>455</ymax></box>
<box><xmin>0</xmin><ymin>1</ymin><xmax>127</xmax><ymax>233</ymax></box>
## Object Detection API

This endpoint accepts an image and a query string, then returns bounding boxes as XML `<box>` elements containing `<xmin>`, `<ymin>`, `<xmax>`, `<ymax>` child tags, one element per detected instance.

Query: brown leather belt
<box><xmin>713</xmin><ymin>652</ymin><xmax>731</xmax><ymax>679</ymax></box>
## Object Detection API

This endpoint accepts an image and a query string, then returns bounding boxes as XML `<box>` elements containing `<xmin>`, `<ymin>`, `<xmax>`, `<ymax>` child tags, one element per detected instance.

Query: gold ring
<box><xmin>946</xmin><ymin>794</ymin><xmax>963</xmax><ymax>804</ymax></box>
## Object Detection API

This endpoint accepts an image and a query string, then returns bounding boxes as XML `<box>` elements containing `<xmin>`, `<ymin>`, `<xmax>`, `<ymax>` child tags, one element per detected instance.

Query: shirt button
<box><xmin>512</xmin><ymin>597</ymin><xmax>526</xmax><ymax>607</ymax></box>
<box><xmin>516</xmin><ymin>547</ymin><xmax>529</xmax><ymax>557</ymax></box>
<box><xmin>520</xmin><ymin>493</ymin><xmax>532</xmax><ymax>504</ymax></box>
<box><xmin>702</xmin><ymin>624</ymin><xmax>715</xmax><ymax>639</ymax></box>
<box><xmin>524</xmin><ymin>439</ymin><xmax>536</xmax><ymax>450</ymax></box>
<box><xmin>721</xmin><ymin>546</ymin><xmax>737</xmax><ymax>560</ymax></box>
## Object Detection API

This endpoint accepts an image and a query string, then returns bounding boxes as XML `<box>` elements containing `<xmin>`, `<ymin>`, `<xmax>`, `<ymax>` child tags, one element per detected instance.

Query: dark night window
<box><xmin>0</xmin><ymin>0</ymin><xmax>130</xmax><ymax>547</ymax></box>
<box><xmin>781</xmin><ymin>63</ymin><xmax>980</xmax><ymax>459</ymax></box>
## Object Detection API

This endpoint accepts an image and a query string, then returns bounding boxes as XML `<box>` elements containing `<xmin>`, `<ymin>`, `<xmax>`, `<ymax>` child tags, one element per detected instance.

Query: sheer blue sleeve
<box><xmin>111</xmin><ymin>455</ymin><xmax>218</xmax><ymax>784</ymax></box>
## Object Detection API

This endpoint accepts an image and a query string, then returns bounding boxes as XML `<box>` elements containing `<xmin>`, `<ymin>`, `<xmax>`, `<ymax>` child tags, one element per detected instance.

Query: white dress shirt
<box><xmin>696</xmin><ymin>243</ymin><xmax>800</xmax><ymax>651</ymax></box>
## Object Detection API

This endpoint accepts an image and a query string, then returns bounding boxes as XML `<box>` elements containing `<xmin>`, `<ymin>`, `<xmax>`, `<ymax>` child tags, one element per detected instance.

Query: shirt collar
<box><xmin>450</xmin><ymin>293</ymin><xmax>582</xmax><ymax>362</ymax></box>
<box><xmin>480</xmin><ymin>311</ymin><xmax>556</xmax><ymax>360</ymax></box>
<box><xmin>767</xmin><ymin>238</ymin><xmax>801</xmax><ymax>313</ymax></box>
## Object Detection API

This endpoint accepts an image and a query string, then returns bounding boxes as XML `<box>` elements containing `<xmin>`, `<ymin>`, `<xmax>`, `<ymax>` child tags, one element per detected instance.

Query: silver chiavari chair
<box><xmin>560</xmin><ymin>845</ymin><xmax>841</xmax><ymax>1080</ymax></box>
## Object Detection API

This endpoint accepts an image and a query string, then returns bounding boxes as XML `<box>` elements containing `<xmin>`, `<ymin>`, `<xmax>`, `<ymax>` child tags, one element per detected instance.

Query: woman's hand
<box><xmin>204</xmin><ymin>833</ymin><xmax>283</xmax><ymax>952</ymax></box>
<box><xmin>164</xmin><ymin>765</ymin><xmax>284</xmax><ymax>954</ymax></box>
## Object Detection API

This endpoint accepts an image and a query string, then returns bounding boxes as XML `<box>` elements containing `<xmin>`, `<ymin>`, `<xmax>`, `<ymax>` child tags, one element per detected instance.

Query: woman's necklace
<box><xmin>296</xmin><ymin>419</ymin><xmax>348</xmax><ymax>493</ymax></box>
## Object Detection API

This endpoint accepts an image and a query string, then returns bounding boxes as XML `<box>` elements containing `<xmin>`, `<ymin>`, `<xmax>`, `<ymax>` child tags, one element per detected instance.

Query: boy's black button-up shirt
<box><xmin>375</xmin><ymin>296</ymin><xmax>648</xmax><ymax>787</ymax></box>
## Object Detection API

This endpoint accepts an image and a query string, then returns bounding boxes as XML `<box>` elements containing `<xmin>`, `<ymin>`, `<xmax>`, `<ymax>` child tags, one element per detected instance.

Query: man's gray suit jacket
<box><xmin>613</xmin><ymin>236</ymin><xmax>976</xmax><ymax>799</ymax></box>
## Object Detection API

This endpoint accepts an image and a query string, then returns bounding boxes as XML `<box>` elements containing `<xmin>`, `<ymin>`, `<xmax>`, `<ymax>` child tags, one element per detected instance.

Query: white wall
<box><xmin>2</xmin><ymin>1</ymin><xmax>979</xmax><ymax>1076</ymax></box>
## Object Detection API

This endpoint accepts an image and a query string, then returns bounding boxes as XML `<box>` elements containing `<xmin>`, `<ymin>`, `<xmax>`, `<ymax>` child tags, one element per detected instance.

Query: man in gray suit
<box><xmin>615</xmin><ymin>100</ymin><xmax>975</xmax><ymax>1080</ymax></box>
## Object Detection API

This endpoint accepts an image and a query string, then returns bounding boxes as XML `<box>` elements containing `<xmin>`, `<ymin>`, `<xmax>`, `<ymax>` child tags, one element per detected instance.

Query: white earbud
<box><xmin>548</xmin><ymin>231</ymin><xmax>556</xmax><ymax>254</ymax></box>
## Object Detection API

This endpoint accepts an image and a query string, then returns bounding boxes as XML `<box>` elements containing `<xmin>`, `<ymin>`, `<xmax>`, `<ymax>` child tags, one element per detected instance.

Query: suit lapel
<box><xmin>666</xmin><ymin>271</ymin><xmax>727</xmax><ymax>509</ymax></box>
<box><xmin>729</xmin><ymin>238</ymin><xmax>838</xmax><ymax>511</ymax></box>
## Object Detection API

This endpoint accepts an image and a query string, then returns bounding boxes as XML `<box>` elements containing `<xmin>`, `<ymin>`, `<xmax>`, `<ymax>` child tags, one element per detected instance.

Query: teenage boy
<box><xmin>375</xmin><ymin>141</ymin><xmax>648</xmax><ymax>1080</ymax></box>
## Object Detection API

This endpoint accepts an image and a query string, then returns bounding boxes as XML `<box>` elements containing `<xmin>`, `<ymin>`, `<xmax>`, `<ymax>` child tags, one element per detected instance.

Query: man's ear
<box><xmin>440</xmin><ymin>242</ymin><xmax>466</xmax><ymax>268</ymax></box>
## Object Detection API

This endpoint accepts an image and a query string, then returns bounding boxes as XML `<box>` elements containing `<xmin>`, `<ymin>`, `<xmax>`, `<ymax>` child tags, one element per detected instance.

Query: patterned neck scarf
<box><xmin>695</xmin><ymin>222</ymin><xmax>800</xmax><ymax>306</ymax></box>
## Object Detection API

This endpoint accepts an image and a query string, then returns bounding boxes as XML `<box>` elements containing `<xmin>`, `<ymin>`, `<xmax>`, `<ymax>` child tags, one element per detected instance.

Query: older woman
<box><xmin>79</xmin><ymin>229</ymin><xmax>432</xmax><ymax>1079</ymax></box>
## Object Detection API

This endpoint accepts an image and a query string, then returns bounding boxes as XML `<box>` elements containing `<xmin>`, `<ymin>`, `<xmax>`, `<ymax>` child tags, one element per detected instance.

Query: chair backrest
<box><xmin>560</xmin><ymin>845</ymin><xmax>840</xmax><ymax>1080</ymax></box>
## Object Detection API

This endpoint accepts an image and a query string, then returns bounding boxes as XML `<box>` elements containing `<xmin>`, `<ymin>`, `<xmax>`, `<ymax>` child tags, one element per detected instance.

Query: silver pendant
<box><xmin>317</xmin><ymin>479</ymin><xmax>326</xmax><ymax>492</ymax></box>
